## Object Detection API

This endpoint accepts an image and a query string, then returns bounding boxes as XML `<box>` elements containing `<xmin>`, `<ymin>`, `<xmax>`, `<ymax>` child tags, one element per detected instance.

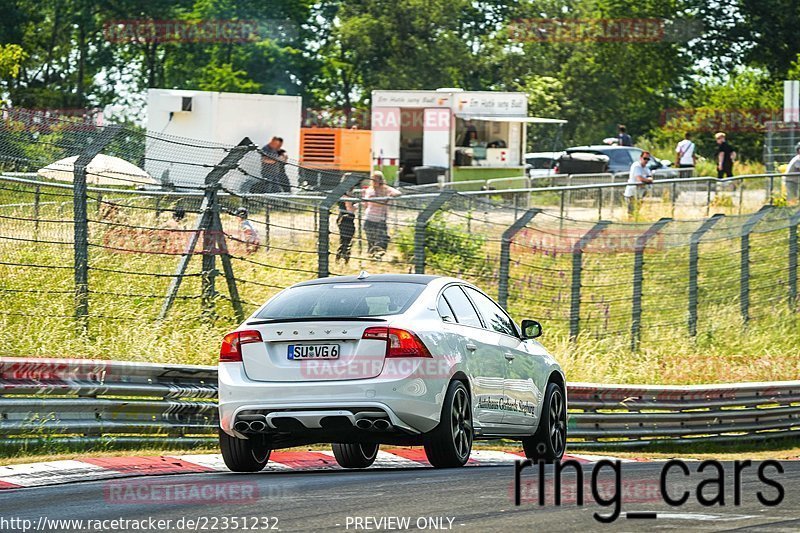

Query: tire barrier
<box><xmin>1</xmin><ymin>358</ymin><xmax>798</xmax><ymax>449</ymax></box>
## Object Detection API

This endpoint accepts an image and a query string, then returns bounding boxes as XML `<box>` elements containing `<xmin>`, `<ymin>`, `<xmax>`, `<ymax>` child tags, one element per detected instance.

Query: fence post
<box><xmin>631</xmin><ymin>217</ymin><xmax>672</xmax><ymax>351</ymax></box>
<box><xmin>159</xmin><ymin>138</ymin><xmax>254</xmax><ymax>321</ymax></box>
<box><xmin>740</xmin><ymin>205</ymin><xmax>773</xmax><ymax>322</ymax></box>
<box><xmin>671</xmin><ymin>181</ymin><xmax>677</xmax><ymax>218</ymax></box>
<box><xmin>498</xmin><ymin>209</ymin><xmax>541</xmax><ymax>310</ymax></box>
<box><xmin>414</xmin><ymin>190</ymin><xmax>455</xmax><ymax>274</ymax></box>
<box><xmin>569</xmin><ymin>220</ymin><xmax>610</xmax><ymax>340</ymax></box>
<box><xmin>597</xmin><ymin>186</ymin><xmax>603</xmax><ymax>220</ymax></box>
<box><xmin>264</xmin><ymin>201</ymin><xmax>271</xmax><ymax>251</ymax></box>
<box><xmin>688</xmin><ymin>214</ymin><xmax>724</xmax><ymax>336</ymax></box>
<box><xmin>72</xmin><ymin>125</ymin><xmax>120</xmax><ymax>334</ymax></box>
<box><xmin>33</xmin><ymin>185</ymin><xmax>40</xmax><ymax>242</ymax></box>
<box><xmin>789</xmin><ymin>209</ymin><xmax>800</xmax><ymax>310</ymax></box>
<box><xmin>318</xmin><ymin>174</ymin><xmax>363</xmax><ymax>278</ymax></box>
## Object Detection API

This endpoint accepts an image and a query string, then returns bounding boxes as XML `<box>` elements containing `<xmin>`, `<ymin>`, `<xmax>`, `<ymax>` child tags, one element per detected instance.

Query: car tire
<box><xmin>331</xmin><ymin>443</ymin><xmax>379</xmax><ymax>468</ymax></box>
<box><xmin>423</xmin><ymin>380</ymin><xmax>473</xmax><ymax>468</ymax></box>
<box><xmin>522</xmin><ymin>382</ymin><xmax>567</xmax><ymax>463</ymax></box>
<box><xmin>219</xmin><ymin>428</ymin><xmax>271</xmax><ymax>472</ymax></box>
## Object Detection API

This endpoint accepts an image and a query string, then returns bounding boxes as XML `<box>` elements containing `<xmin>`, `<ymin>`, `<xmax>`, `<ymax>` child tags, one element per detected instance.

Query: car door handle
<box><xmin>504</xmin><ymin>352</ymin><xmax>515</xmax><ymax>361</ymax></box>
<box><xmin>465</xmin><ymin>343</ymin><xmax>477</xmax><ymax>351</ymax></box>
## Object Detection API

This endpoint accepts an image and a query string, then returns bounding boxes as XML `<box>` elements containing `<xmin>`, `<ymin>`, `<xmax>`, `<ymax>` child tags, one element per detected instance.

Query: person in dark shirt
<box><xmin>617</xmin><ymin>124</ymin><xmax>633</xmax><ymax>146</ymax></box>
<box><xmin>258</xmin><ymin>136</ymin><xmax>283</xmax><ymax>193</ymax></box>
<box><xmin>714</xmin><ymin>132</ymin><xmax>737</xmax><ymax>179</ymax></box>
<box><xmin>335</xmin><ymin>173</ymin><xmax>358</xmax><ymax>264</ymax></box>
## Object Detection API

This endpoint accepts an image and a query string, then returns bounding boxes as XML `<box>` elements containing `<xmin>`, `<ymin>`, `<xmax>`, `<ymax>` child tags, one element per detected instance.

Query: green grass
<box><xmin>1</xmin><ymin>181</ymin><xmax>799</xmax><ymax>384</ymax></box>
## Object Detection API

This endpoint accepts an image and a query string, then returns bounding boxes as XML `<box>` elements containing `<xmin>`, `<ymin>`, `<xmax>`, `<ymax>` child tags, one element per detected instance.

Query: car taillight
<box><xmin>220</xmin><ymin>330</ymin><xmax>263</xmax><ymax>362</ymax></box>
<box><xmin>362</xmin><ymin>326</ymin><xmax>432</xmax><ymax>358</ymax></box>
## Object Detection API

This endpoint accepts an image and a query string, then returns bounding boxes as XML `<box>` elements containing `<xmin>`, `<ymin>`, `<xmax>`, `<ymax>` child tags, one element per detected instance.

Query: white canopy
<box><xmin>458</xmin><ymin>115</ymin><xmax>567</xmax><ymax>124</ymax></box>
<box><xmin>37</xmin><ymin>154</ymin><xmax>156</xmax><ymax>186</ymax></box>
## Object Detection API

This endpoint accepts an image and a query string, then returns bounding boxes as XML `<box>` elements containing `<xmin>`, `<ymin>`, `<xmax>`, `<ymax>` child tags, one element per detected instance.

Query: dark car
<box><xmin>562</xmin><ymin>145</ymin><xmax>676</xmax><ymax>176</ymax></box>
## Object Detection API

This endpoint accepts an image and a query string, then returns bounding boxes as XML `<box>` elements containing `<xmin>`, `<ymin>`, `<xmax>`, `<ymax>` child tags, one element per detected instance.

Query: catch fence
<box><xmin>1</xmin><ymin>112</ymin><xmax>800</xmax><ymax>354</ymax></box>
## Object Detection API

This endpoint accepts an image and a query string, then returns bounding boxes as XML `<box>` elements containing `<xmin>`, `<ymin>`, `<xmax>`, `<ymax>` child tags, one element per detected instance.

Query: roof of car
<box><xmin>293</xmin><ymin>274</ymin><xmax>442</xmax><ymax>287</ymax></box>
<box><xmin>567</xmin><ymin>145</ymin><xmax>643</xmax><ymax>151</ymax></box>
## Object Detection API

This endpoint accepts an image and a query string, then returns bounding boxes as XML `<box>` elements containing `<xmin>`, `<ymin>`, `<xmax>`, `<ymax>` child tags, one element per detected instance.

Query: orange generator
<box><xmin>299</xmin><ymin>128</ymin><xmax>372</xmax><ymax>189</ymax></box>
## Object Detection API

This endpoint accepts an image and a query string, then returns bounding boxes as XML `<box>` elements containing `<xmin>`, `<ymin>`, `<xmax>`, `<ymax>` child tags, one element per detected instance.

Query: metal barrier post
<box><xmin>72</xmin><ymin>125</ymin><xmax>120</xmax><ymax>334</ymax></box>
<box><xmin>741</xmin><ymin>205</ymin><xmax>773</xmax><ymax>322</ymax></box>
<box><xmin>498</xmin><ymin>209</ymin><xmax>541</xmax><ymax>309</ymax></box>
<box><xmin>414</xmin><ymin>190</ymin><xmax>455</xmax><ymax>274</ymax></box>
<box><xmin>688</xmin><ymin>214</ymin><xmax>724</xmax><ymax>336</ymax></box>
<box><xmin>318</xmin><ymin>174</ymin><xmax>363</xmax><ymax>278</ymax></box>
<box><xmin>631</xmin><ymin>218</ymin><xmax>672</xmax><ymax>350</ymax></box>
<box><xmin>706</xmin><ymin>180</ymin><xmax>712</xmax><ymax>217</ymax></box>
<box><xmin>569</xmin><ymin>220</ymin><xmax>610</xmax><ymax>340</ymax></box>
<box><xmin>768</xmin><ymin>176</ymin><xmax>774</xmax><ymax>204</ymax></box>
<box><xmin>789</xmin><ymin>209</ymin><xmax>800</xmax><ymax>310</ymax></box>
<box><xmin>264</xmin><ymin>201</ymin><xmax>270</xmax><ymax>251</ymax></box>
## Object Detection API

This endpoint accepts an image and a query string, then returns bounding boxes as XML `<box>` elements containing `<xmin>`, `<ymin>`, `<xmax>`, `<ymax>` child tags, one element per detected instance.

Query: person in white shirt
<box><xmin>785</xmin><ymin>142</ymin><xmax>800</xmax><ymax>202</ymax></box>
<box><xmin>363</xmin><ymin>170</ymin><xmax>401</xmax><ymax>259</ymax></box>
<box><xmin>624</xmin><ymin>151</ymin><xmax>654</xmax><ymax>216</ymax></box>
<box><xmin>675</xmin><ymin>132</ymin><xmax>696</xmax><ymax>177</ymax></box>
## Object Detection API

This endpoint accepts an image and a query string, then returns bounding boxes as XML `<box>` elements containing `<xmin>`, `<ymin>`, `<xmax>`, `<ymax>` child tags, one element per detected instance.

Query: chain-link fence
<box><xmin>2</xmin><ymin>110</ymin><xmax>799</xmax><ymax>354</ymax></box>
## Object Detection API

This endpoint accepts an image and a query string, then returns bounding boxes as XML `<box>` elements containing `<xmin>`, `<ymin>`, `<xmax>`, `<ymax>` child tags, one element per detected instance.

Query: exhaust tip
<box><xmin>372</xmin><ymin>419</ymin><xmax>391</xmax><ymax>430</ymax></box>
<box><xmin>233</xmin><ymin>420</ymin><xmax>251</xmax><ymax>432</ymax></box>
<box><xmin>355</xmin><ymin>418</ymin><xmax>374</xmax><ymax>430</ymax></box>
<box><xmin>249</xmin><ymin>420</ymin><xmax>267</xmax><ymax>432</ymax></box>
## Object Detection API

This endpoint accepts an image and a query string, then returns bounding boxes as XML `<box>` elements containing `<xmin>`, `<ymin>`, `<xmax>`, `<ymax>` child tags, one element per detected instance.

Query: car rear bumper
<box><xmin>218</xmin><ymin>362</ymin><xmax>449</xmax><ymax>436</ymax></box>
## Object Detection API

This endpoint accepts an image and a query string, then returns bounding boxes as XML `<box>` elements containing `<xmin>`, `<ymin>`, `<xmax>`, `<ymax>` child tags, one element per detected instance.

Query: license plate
<box><xmin>288</xmin><ymin>344</ymin><xmax>340</xmax><ymax>360</ymax></box>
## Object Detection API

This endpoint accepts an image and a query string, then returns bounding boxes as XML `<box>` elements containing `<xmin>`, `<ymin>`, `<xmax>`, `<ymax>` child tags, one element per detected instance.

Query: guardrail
<box><xmin>2</xmin><ymin>358</ymin><xmax>799</xmax><ymax>451</ymax></box>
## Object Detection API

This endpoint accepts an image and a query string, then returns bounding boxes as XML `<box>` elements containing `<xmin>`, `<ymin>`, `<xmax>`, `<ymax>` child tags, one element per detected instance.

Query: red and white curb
<box><xmin>0</xmin><ymin>450</ymin><xmax>634</xmax><ymax>490</ymax></box>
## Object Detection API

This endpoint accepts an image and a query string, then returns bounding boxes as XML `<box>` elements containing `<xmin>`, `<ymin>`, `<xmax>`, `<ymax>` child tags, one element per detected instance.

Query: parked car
<box><xmin>524</xmin><ymin>152</ymin><xmax>560</xmax><ymax>179</ymax></box>
<box><xmin>562</xmin><ymin>145</ymin><xmax>677</xmax><ymax>176</ymax></box>
<box><xmin>218</xmin><ymin>273</ymin><xmax>567</xmax><ymax>471</ymax></box>
<box><xmin>554</xmin><ymin>151</ymin><xmax>610</xmax><ymax>175</ymax></box>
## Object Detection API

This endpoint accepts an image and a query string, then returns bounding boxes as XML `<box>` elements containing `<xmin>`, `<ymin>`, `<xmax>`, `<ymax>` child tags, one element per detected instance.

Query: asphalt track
<box><xmin>0</xmin><ymin>461</ymin><xmax>798</xmax><ymax>532</ymax></box>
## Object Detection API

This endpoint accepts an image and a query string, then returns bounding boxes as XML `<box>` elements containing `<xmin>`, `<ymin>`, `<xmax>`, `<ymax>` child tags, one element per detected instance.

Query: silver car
<box><xmin>217</xmin><ymin>273</ymin><xmax>566</xmax><ymax>471</ymax></box>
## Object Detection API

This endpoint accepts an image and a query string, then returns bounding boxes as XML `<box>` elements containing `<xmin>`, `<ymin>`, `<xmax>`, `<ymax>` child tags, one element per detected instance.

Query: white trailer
<box><xmin>145</xmin><ymin>89</ymin><xmax>302</xmax><ymax>190</ymax></box>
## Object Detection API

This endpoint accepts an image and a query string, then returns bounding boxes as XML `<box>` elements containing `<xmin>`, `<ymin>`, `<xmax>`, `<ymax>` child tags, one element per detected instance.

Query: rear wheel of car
<box><xmin>219</xmin><ymin>428</ymin><xmax>271</xmax><ymax>472</ymax></box>
<box><xmin>331</xmin><ymin>443</ymin><xmax>379</xmax><ymax>468</ymax></box>
<box><xmin>424</xmin><ymin>380</ymin><xmax>472</xmax><ymax>468</ymax></box>
<box><xmin>522</xmin><ymin>382</ymin><xmax>567</xmax><ymax>463</ymax></box>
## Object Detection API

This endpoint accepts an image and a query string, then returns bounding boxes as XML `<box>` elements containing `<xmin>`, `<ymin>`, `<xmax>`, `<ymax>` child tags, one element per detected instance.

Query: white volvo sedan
<box><xmin>218</xmin><ymin>273</ymin><xmax>566</xmax><ymax>471</ymax></box>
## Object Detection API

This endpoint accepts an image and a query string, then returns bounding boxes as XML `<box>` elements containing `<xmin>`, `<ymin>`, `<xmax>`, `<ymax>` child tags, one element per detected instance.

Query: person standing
<box><xmin>624</xmin><ymin>151</ymin><xmax>654</xmax><ymax>216</ymax></box>
<box><xmin>275</xmin><ymin>149</ymin><xmax>291</xmax><ymax>193</ymax></box>
<box><xmin>258</xmin><ymin>136</ymin><xmax>283</xmax><ymax>193</ymax></box>
<box><xmin>785</xmin><ymin>142</ymin><xmax>800</xmax><ymax>203</ymax></box>
<box><xmin>336</xmin><ymin>174</ymin><xmax>358</xmax><ymax>264</ymax></box>
<box><xmin>675</xmin><ymin>132</ymin><xmax>696</xmax><ymax>177</ymax></box>
<box><xmin>235</xmin><ymin>207</ymin><xmax>260</xmax><ymax>254</ymax></box>
<box><xmin>714</xmin><ymin>132</ymin><xmax>736</xmax><ymax>179</ymax></box>
<box><xmin>363</xmin><ymin>170</ymin><xmax>401</xmax><ymax>259</ymax></box>
<box><xmin>617</xmin><ymin>125</ymin><xmax>633</xmax><ymax>146</ymax></box>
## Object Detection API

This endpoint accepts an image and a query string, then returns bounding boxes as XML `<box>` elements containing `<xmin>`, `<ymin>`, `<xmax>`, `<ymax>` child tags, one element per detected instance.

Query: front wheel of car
<box><xmin>424</xmin><ymin>380</ymin><xmax>473</xmax><ymax>468</ymax></box>
<box><xmin>219</xmin><ymin>428</ymin><xmax>271</xmax><ymax>472</ymax></box>
<box><xmin>331</xmin><ymin>443</ymin><xmax>379</xmax><ymax>468</ymax></box>
<box><xmin>522</xmin><ymin>382</ymin><xmax>567</xmax><ymax>463</ymax></box>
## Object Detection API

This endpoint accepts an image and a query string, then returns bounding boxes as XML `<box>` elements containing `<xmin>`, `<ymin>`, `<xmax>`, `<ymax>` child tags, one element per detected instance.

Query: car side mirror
<box><xmin>521</xmin><ymin>319</ymin><xmax>542</xmax><ymax>339</ymax></box>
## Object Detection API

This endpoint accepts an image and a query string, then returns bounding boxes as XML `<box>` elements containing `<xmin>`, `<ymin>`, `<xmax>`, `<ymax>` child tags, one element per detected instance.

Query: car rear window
<box><xmin>526</xmin><ymin>157</ymin><xmax>554</xmax><ymax>169</ymax></box>
<box><xmin>255</xmin><ymin>282</ymin><xmax>425</xmax><ymax>319</ymax></box>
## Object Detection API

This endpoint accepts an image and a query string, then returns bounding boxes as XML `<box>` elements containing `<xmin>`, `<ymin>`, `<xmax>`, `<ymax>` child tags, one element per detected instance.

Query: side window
<box><xmin>464</xmin><ymin>287</ymin><xmax>517</xmax><ymax>337</ymax></box>
<box><xmin>437</xmin><ymin>297</ymin><xmax>455</xmax><ymax>323</ymax></box>
<box><xmin>441</xmin><ymin>286</ymin><xmax>482</xmax><ymax>328</ymax></box>
<box><xmin>608</xmin><ymin>150</ymin><xmax>632</xmax><ymax>168</ymax></box>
